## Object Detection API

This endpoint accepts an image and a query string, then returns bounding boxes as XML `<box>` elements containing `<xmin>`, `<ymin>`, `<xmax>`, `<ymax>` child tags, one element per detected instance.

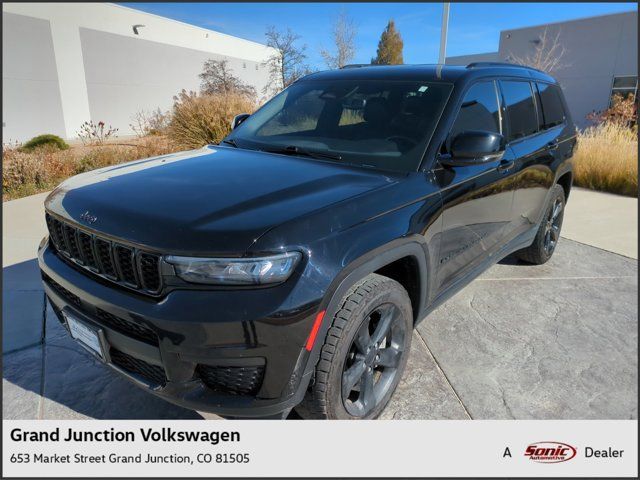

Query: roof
<box><xmin>301</xmin><ymin>63</ymin><xmax>557</xmax><ymax>84</ymax></box>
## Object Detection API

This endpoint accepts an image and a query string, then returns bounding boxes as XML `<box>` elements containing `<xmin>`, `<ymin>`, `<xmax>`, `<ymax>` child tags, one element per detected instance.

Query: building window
<box><xmin>610</xmin><ymin>75</ymin><xmax>638</xmax><ymax>105</ymax></box>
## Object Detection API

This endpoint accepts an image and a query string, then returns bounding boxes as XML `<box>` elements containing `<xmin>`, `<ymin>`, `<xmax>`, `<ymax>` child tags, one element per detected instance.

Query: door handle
<box><xmin>547</xmin><ymin>140</ymin><xmax>559</xmax><ymax>150</ymax></box>
<box><xmin>497</xmin><ymin>159</ymin><xmax>515</xmax><ymax>173</ymax></box>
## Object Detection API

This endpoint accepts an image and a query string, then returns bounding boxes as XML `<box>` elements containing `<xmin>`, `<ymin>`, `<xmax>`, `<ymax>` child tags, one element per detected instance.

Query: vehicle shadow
<box><xmin>497</xmin><ymin>253</ymin><xmax>527</xmax><ymax>266</ymax></box>
<box><xmin>3</xmin><ymin>259</ymin><xmax>205</xmax><ymax>420</ymax></box>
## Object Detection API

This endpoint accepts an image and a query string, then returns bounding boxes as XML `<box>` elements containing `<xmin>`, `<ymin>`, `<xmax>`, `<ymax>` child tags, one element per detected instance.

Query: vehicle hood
<box><xmin>45</xmin><ymin>146</ymin><xmax>400</xmax><ymax>255</ymax></box>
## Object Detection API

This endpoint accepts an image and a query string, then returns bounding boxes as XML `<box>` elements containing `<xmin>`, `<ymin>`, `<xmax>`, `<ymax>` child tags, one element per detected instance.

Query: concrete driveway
<box><xmin>2</xmin><ymin>189</ymin><xmax>637</xmax><ymax>420</ymax></box>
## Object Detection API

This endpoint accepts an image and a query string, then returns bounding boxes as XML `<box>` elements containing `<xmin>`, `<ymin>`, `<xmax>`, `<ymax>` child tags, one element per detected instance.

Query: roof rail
<box><xmin>340</xmin><ymin>64</ymin><xmax>380</xmax><ymax>69</ymax></box>
<box><xmin>466</xmin><ymin>61</ymin><xmax>546</xmax><ymax>74</ymax></box>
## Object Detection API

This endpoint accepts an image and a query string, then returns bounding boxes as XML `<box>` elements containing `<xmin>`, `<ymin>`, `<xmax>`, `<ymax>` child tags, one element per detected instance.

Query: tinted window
<box><xmin>228</xmin><ymin>80</ymin><xmax>452</xmax><ymax>172</ymax></box>
<box><xmin>257</xmin><ymin>89</ymin><xmax>323</xmax><ymax>136</ymax></box>
<box><xmin>500</xmin><ymin>81</ymin><xmax>538</xmax><ymax>141</ymax></box>
<box><xmin>536</xmin><ymin>83</ymin><xmax>565</xmax><ymax>129</ymax></box>
<box><xmin>450</xmin><ymin>81</ymin><xmax>501</xmax><ymax>142</ymax></box>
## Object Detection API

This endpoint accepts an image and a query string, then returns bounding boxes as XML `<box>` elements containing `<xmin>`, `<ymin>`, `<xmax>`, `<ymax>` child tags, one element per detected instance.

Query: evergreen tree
<box><xmin>371</xmin><ymin>20</ymin><xmax>404</xmax><ymax>65</ymax></box>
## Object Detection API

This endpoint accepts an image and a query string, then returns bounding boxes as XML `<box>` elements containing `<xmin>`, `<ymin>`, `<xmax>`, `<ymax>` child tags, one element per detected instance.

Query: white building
<box><xmin>2</xmin><ymin>3</ymin><xmax>276</xmax><ymax>142</ymax></box>
<box><xmin>446</xmin><ymin>11</ymin><xmax>638</xmax><ymax>128</ymax></box>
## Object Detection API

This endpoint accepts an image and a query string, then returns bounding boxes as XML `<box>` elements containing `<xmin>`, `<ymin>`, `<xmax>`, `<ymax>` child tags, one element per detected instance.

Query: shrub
<box><xmin>130</xmin><ymin>108</ymin><xmax>171</xmax><ymax>137</ymax></box>
<box><xmin>168</xmin><ymin>90</ymin><xmax>256</xmax><ymax>149</ymax></box>
<box><xmin>20</xmin><ymin>134</ymin><xmax>69</xmax><ymax>152</ymax></box>
<box><xmin>3</xmin><ymin>135</ymin><xmax>182</xmax><ymax>201</ymax></box>
<box><xmin>573</xmin><ymin>122</ymin><xmax>638</xmax><ymax>197</ymax></box>
<box><xmin>587</xmin><ymin>94</ymin><xmax>637</xmax><ymax>129</ymax></box>
<box><xmin>77</xmin><ymin>120</ymin><xmax>119</xmax><ymax>145</ymax></box>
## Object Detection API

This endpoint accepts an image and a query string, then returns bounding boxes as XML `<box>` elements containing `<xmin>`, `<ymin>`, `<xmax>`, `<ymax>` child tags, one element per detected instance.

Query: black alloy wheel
<box><xmin>543</xmin><ymin>197</ymin><xmax>563</xmax><ymax>255</ymax></box>
<box><xmin>342</xmin><ymin>303</ymin><xmax>406</xmax><ymax>417</ymax></box>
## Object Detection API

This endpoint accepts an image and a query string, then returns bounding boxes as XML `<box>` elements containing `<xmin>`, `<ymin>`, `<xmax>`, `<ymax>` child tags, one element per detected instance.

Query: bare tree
<box><xmin>506</xmin><ymin>28</ymin><xmax>568</xmax><ymax>74</ymax></box>
<box><xmin>199</xmin><ymin>59</ymin><xmax>256</xmax><ymax>98</ymax></box>
<box><xmin>320</xmin><ymin>10</ymin><xmax>358</xmax><ymax>69</ymax></box>
<box><xmin>263</xmin><ymin>26</ymin><xmax>309</xmax><ymax>96</ymax></box>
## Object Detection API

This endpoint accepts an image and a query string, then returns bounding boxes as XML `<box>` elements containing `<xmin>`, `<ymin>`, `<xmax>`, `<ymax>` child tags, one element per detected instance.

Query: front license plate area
<box><xmin>64</xmin><ymin>312</ymin><xmax>105</xmax><ymax>360</ymax></box>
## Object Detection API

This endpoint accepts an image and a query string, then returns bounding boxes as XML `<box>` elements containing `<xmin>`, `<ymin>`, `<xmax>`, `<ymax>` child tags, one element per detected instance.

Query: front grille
<box><xmin>197</xmin><ymin>364</ymin><xmax>265</xmax><ymax>396</ymax></box>
<box><xmin>95</xmin><ymin>308</ymin><xmax>158</xmax><ymax>346</ymax></box>
<box><xmin>45</xmin><ymin>213</ymin><xmax>162</xmax><ymax>295</ymax></box>
<box><xmin>139</xmin><ymin>253</ymin><xmax>161</xmax><ymax>292</ymax></box>
<box><xmin>42</xmin><ymin>272</ymin><xmax>81</xmax><ymax>306</ymax></box>
<box><xmin>110</xmin><ymin>348</ymin><xmax>166</xmax><ymax>386</ymax></box>
<box><xmin>95</xmin><ymin>238</ymin><xmax>117</xmax><ymax>279</ymax></box>
<box><xmin>114</xmin><ymin>246</ymin><xmax>138</xmax><ymax>286</ymax></box>
<box><xmin>77</xmin><ymin>231</ymin><xmax>99</xmax><ymax>269</ymax></box>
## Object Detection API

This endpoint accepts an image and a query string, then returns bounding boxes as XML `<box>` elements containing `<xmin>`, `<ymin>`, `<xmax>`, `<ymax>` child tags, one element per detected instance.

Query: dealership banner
<box><xmin>2</xmin><ymin>420</ymin><xmax>637</xmax><ymax>477</ymax></box>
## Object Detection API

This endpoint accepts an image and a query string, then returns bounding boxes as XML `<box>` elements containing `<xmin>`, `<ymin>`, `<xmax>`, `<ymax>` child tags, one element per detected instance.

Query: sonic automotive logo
<box><xmin>525</xmin><ymin>441</ymin><xmax>577</xmax><ymax>463</ymax></box>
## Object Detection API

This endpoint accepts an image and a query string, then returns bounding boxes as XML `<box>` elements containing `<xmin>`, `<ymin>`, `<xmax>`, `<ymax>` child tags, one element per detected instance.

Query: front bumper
<box><xmin>39</xmin><ymin>241</ymin><xmax>319</xmax><ymax>417</ymax></box>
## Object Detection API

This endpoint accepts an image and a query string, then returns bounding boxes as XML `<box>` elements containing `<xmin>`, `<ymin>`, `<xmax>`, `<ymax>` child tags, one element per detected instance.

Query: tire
<box><xmin>296</xmin><ymin>273</ymin><xmax>413</xmax><ymax>419</ymax></box>
<box><xmin>516</xmin><ymin>184</ymin><xmax>566</xmax><ymax>265</ymax></box>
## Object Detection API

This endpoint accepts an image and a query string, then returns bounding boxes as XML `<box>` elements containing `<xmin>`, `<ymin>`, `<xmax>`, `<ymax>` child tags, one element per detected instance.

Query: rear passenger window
<box><xmin>500</xmin><ymin>81</ymin><xmax>538</xmax><ymax>141</ymax></box>
<box><xmin>449</xmin><ymin>81</ymin><xmax>501</xmax><ymax>143</ymax></box>
<box><xmin>536</xmin><ymin>83</ymin><xmax>566</xmax><ymax>129</ymax></box>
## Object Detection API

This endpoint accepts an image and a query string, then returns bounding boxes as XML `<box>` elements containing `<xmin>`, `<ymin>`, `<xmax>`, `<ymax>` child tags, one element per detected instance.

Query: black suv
<box><xmin>39</xmin><ymin>63</ymin><xmax>576</xmax><ymax>419</ymax></box>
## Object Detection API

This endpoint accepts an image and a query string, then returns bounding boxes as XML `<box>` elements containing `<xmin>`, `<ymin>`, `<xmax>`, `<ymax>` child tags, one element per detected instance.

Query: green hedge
<box><xmin>20</xmin><ymin>134</ymin><xmax>69</xmax><ymax>152</ymax></box>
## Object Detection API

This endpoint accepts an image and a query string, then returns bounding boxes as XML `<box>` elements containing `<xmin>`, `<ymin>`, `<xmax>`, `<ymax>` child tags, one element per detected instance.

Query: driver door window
<box><xmin>449</xmin><ymin>81</ymin><xmax>501</xmax><ymax>148</ymax></box>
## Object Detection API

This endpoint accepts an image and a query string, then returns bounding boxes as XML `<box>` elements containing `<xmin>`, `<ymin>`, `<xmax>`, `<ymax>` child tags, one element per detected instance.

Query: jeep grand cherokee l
<box><xmin>39</xmin><ymin>62</ymin><xmax>576</xmax><ymax>419</ymax></box>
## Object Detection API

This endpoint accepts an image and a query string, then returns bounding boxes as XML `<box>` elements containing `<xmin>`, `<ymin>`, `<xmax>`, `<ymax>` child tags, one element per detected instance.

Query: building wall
<box><xmin>445</xmin><ymin>11</ymin><xmax>637</xmax><ymax>129</ymax></box>
<box><xmin>445</xmin><ymin>52</ymin><xmax>500</xmax><ymax>66</ymax></box>
<box><xmin>500</xmin><ymin>11</ymin><xmax>637</xmax><ymax>128</ymax></box>
<box><xmin>2</xmin><ymin>13</ymin><xmax>67</xmax><ymax>142</ymax></box>
<box><xmin>2</xmin><ymin>2</ymin><xmax>276</xmax><ymax>142</ymax></box>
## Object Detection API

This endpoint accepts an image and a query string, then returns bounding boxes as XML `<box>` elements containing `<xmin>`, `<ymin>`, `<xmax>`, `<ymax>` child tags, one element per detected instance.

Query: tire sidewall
<box><xmin>323</xmin><ymin>283</ymin><xmax>413</xmax><ymax>420</ymax></box>
<box><xmin>537</xmin><ymin>185</ymin><xmax>566</xmax><ymax>262</ymax></box>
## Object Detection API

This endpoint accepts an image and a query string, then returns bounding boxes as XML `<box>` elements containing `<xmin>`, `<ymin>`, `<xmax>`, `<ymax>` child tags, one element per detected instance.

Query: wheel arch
<box><xmin>299</xmin><ymin>236</ymin><xmax>430</xmax><ymax>382</ymax></box>
<box><xmin>322</xmin><ymin>235</ymin><xmax>430</xmax><ymax>323</ymax></box>
<box><xmin>556</xmin><ymin>170</ymin><xmax>573</xmax><ymax>201</ymax></box>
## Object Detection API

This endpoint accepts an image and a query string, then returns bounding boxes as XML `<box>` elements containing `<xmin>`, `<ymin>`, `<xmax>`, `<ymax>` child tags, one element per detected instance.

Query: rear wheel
<box><xmin>516</xmin><ymin>184</ymin><xmax>565</xmax><ymax>264</ymax></box>
<box><xmin>296</xmin><ymin>273</ymin><xmax>412</xmax><ymax>419</ymax></box>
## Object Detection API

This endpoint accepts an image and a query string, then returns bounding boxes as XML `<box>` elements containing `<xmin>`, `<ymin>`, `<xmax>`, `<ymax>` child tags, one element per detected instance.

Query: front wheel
<box><xmin>296</xmin><ymin>273</ymin><xmax>413</xmax><ymax>419</ymax></box>
<box><xmin>516</xmin><ymin>184</ymin><xmax>566</xmax><ymax>265</ymax></box>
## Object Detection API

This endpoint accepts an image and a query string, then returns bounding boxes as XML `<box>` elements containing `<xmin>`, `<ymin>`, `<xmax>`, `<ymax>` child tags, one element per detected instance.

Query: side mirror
<box><xmin>231</xmin><ymin>113</ymin><xmax>250</xmax><ymax>130</ymax></box>
<box><xmin>441</xmin><ymin>131</ymin><xmax>505</xmax><ymax>166</ymax></box>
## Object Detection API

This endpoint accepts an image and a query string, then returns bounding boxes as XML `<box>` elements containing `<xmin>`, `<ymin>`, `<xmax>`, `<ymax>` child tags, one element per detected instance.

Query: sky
<box><xmin>120</xmin><ymin>2</ymin><xmax>636</xmax><ymax>69</ymax></box>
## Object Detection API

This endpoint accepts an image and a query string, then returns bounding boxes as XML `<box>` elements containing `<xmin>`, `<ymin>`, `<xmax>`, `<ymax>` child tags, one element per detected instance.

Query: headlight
<box><xmin>165</xmin><ymin>252</ymin><xmax>301</xmax><ymax>285</ymax></box>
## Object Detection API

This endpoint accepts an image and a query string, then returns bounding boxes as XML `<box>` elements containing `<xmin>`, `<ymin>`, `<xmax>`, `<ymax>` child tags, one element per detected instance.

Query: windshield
<box><xmin>226</xmin><ymin>79</ymin><xmax>453</xmax><ymax>172</ymax></box>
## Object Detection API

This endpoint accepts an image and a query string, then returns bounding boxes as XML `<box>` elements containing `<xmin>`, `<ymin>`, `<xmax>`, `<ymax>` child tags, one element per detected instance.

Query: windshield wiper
<box><xmin>263</xmin><ymin>145</ymin><xmax>342</xmax><ymax>161</ymax></box>
<box><xmin>220</xmin><ymin>139</ymin><xmax>238</xmax><ymax>148</ymax></box>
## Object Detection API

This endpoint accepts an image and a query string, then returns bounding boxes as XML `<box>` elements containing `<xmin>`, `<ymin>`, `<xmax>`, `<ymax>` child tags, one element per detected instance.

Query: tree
<box><xmin>263</xmin><ymin>26</ymin><xmax>310</xmax><ymax>96</ymax></box>
<box><xmin>371</xmin><ymin>20</ymin><xmax>404</xmax><ymax>65</ymax></box>
<box><xmin>506</xmin><ymin>28</ymin><xmax>567</xmax><ymax>75</ymax></box>
<box><xmin>320</xmin><ymin>10</ymin><xmax>358</xmax><ymax>69</ymax></box>
<box><xmin>199</xmin><ymin>59</ymin><xmax>256</xmax><ymax>98</ymax></box>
